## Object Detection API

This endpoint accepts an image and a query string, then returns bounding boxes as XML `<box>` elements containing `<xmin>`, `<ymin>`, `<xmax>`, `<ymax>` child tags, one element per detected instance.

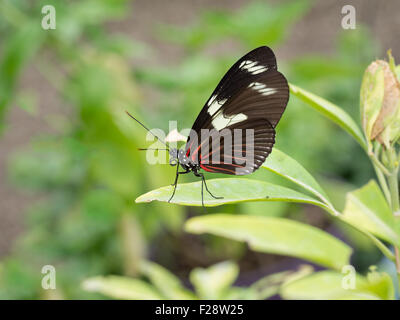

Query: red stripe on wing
<box><xmin>200</xmin><ymin>164</ymin><xmax>216</xmax><ymax>172</ymax></box>
<box><xmin>200</xmin><ymin>164</ymin><xmax>237</xmax><ymax>174</ymax></box>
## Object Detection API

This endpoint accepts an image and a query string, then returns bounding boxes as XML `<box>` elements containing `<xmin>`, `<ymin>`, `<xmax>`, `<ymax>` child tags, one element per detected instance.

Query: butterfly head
<box><xmin>169</xmin><ymin>148</ymin><xmax>191</xmax><ymax>169</ymax></box>
<box><xmin>177</xmin><ymin>149</ymin><xmax>190</xmax><ymax>165</ymax></box>
<box><xmin>169</xmin><ymin>148</ymin><xmax>179</xmax><ymax>166</ymax></box>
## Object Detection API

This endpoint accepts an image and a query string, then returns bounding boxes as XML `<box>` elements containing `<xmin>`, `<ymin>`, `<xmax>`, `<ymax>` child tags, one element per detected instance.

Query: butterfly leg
<box><xmin>168</xmin><ymin>165</ymin><xmax>189</xmax><ymax>203</ymax></box>
<box><xmin>199</xmin><ymin>173</ymin><xmax>224</xmax><ymax>200</ymax></box>
<box><xmin>168</xmin><ymin>174</ymin><xmax>179</xmax><ymax>203</ymax></box>
<box><xmin>201</xmin><ymin>177</ymin><xmax>205</xmax><ymax>210</ymax></box>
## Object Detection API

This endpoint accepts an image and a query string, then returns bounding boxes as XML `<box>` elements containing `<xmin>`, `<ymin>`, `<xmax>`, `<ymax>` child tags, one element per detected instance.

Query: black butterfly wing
<box><xmin>188</xmin><ymin>46</ymin><xmax>279</xmax><ymax>134</ymax></box>
<box><xmin>198</xmin><ymin>118</ymin><xmax>275</xmax><ymax>175</ymax></box>
<box><xmin>185</xmin><ymin>46</ymin><xmax>289</xmax><ymax>175</ymax></box>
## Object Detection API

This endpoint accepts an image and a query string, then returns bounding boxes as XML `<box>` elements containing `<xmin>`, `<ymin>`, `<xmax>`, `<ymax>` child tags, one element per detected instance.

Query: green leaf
<box><xmin>185</xmin><ymin>214</ymin><xmax>352</xmax><ymax>270</ymax></box>
<box><xmin>341</xmin><ymin>180</ymin><xmax>400</xmax><ymax>246</ymax></box>
<box><xmin>360</xmin><ymin>232</ymin><xmax>395</xmax><ymax>262</ymax></box>
<box><xmin>247</xmin><ymin>265</ymin><xmax>314</xmax><ymax>300</ymax></box>
<box><xmin>262</xmin><ymin>148</ymin><xmax>333</xmax><ymax>208</ymax></box>
<box><xmin>136</xmin><ymin>178</ymin><xmax>331</xmax><ymax>210</ymax></box>
<box><xmin>140</xmin><ymin>261</ymin><xmax>196</xmax><ymax>300</ymax></box>
<box><xmin>189</xmin><ymin>261</ymin><xmax>239</xmax><ymax>299</ymax></box>
<box><xmin>82</xmin><ymin>276</ymin><xmax>163</xmax><ymax>300</ymax></box>
<box><xmin>280</xmin><ymin>270</ymin><xmax>394</xmax><ymax>300</ymax></box>
<box><xmin>365</xmin><ymin>267</ymin><xmax>395</xmax><ymax>300</ymax></box>
<box><xmin>289</xmin><ymin>83</ymin><xmax>367</xmax><ymax>150</ymax></box>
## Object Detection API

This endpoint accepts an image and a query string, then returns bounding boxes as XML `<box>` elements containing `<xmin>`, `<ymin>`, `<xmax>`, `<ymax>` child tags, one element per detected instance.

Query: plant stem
<box><xmin>388</xmin><ymin>166</ymin><xmax>400</xmax><ymax>290</ymax></box>
<box><xmin>370</xmin><ymin>144</ymin><xmax>391</xmax><ymax>205</ymax></box>
<box><xmin>370</xmin><ymin>152</ymin><xmax>391</xmax><ymax>176</ymax></box>
<box><xmin>373</xmin><ymin>163</ymin><xmax>392</xmax><ymax>207</ymax></box>
<box><xmin>388</xmin><ymin>169</ymin><xmax>399</xmax><ymax>212</ymax></box>
<box><xmin>395</xmin><ymin>248</ymin><xmax>400</xmax><ymax>273</ymax></box>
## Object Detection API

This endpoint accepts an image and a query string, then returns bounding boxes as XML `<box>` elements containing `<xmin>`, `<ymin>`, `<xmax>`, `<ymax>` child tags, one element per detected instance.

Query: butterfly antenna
<box><xmin>125</xmin><ymin>111</ymin><xmax>169</xmax><ymax>149</ymax></box>
<box><xmin>138</xmin><ymin>148</ymin><xmax>169</xmax><ymax>151</ymax></box>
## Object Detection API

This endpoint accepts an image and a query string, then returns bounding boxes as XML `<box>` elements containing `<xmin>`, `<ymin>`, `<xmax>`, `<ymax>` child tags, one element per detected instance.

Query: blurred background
<box><xmin>0</xmin><ymin>0</ymin><xmax>399</xmax><ymax>299</ymax></box>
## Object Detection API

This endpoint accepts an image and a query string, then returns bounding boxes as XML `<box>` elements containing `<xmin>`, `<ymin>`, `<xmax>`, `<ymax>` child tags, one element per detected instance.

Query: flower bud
<box><xmin>360</xmin><ymin>61</ymin><xmax>385</xmax><ymax>143</ymax></box>
<box><xmin>360</xmin><ymin>55</ymin><xmax>400</xmax><ymax>148</ymax></box>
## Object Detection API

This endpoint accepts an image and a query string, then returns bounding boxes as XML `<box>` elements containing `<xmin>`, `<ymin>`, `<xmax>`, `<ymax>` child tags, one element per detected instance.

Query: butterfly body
<box><xmin>168</xmin><ymin>147</ymin><xmax>222</xmax><ymax>204</ymax></box>
<box><xmin>169</xmin><ymin>148</ymin><xmax>199</xmax><ymax>173</ymax></box>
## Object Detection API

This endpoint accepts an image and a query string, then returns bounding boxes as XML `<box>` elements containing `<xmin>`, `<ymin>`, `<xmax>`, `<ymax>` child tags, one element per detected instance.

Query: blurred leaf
<box><xmin>16</xmin><ymin>91</ymin><xmax>38</xmax><ymax>115</ymax></box>
<box><xmin>82</xmin><ymin>189</ymin><xmax>122</xmax><ymax>224</ymax></box>
<box><xmin>135</xmin><ymin>54</ymin><xmax>219</xmax><ymax>91</ymax></box>
<box><xmin>0</xmin><ymin>258</ymin><xmax>39</xmax><ymax>299</ymax></box>
<box><xmin>262</xmin><ymin>148</ymin><xmax>332</xmax><ymax>207</ymax></box>
<box><xmin>341</xmin><ymin>180</ymin><xmax>400</xmax><ymax>246</ymax></box>
<box><xmin>82</xmin><ymin>275</ymin><xmax>163</xmax><ymax>300</ymax></box>
<box><xmin>338</xmin><ymin>27</ymin><xmax>380</xmax><ymax>64</ymax></box>
<box><xmin>365</xmin><ymin>266</ymin><xmax>395</xmax><ymax>300</ymax></box>
<box><xmin>119</xmin><ymin>214</ymin><xmax>146</xmax><ymax>276</ymax></box>
<box><xmin>54</xmin><ymin>0</ymin><xmax>129</xmax><ymax>43</ymax></box>
<box><xmin>9</xmin><ymin>141</ymin><xmax>87</xmax><ymax>191</ymax></box>
<box><xmin>71</xmin><ymin>0</ymin><xmax>128</xmax><ymax>24</ymax></box>
<box><xmin>159</xmin><ymin>0</ymin><xmax>310</xmax><ymax>49</ymax></box>
<box><xmin>290</xmin><ymin>83</ymin><xmax>367</xmax><ymax>150</ymax></box>
<box><xmin>94</xmin><ymin>34</ymin><xmax>151</xmax><ymax>58</ymax></box>
<box><xmin>280</xmin><ymin>269</ymin><xmax>394</xmax><ymax>300</ymax></box>
<box><xmin>289</xmin><ymin>56</ymin><xmax>361</xmax><ymax>81</ymax></box>
<box><xmin>69</xmin><ymin>63</ymin><xmax>113</xmax><ymax>109</ymax></box>
<box><xmin>246</xmin><ymin>265</ymin><xmax>314</xmax><ymax>300</ymax></box>
<box><xmin>0</xmin><ymin>21</ymin><xmax>44</xmax><ymax>127</ymax></box>
<box><xmin>207</xmin><ymin>0</ymin><xmax>310</xmax><ymax>48</ymax></box>
<box><xmin>185</xmin><ymin>214</ymin><xmax>352</xmax><ymax>270</ymax></box>
<box><xmin>190</xmin><ymin>261</ymin><xmax>239</xmax><ymax>299</ymax></box>
<box><xmin>140</xmin><ymin>261</ymin><xmax>196</xmax><ymax>300</ymax></box>
<box><xmin>0</xmin><ymin>0</ymin><xmax>390</xmax><ymax>301</ymax></box>
<box><xmin>136</xmin><ymin>178</ymin><xmax>331</xmax><ymax>211</ymax></box>
<box><xmin>396</xmin><ymin>65</ymin><xmax>400</xmax><ymax>81</ymax></box>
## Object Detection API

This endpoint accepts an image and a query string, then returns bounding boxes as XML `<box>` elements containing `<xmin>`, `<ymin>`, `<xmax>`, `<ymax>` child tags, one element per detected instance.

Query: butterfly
<box><xmin>128</xmin><ymin>46</ymin><xmax>289</xmax><ymax>208</ymax></box>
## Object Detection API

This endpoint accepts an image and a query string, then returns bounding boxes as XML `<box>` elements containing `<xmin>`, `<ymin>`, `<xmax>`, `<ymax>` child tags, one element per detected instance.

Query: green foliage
<box><xmin>281</xmin><ymin>269</ymin><xmax>395</xmax><ymax>300</ymax></box>
<box><xmin>138</xmin><ymin>261</ymin><xmax>195</xmax><ymax>299</ymax></box>
<box><xmin>136</xmin><ymin>177</ymin><xmax>329</xmax><ymax>210</ymax></box>
<box><xmin>261</xmin><ymin>148</ymin><xmax>332</xmax><ymax>206</ymax></box>
<box><xmin>135</xmin><ymin>68</ymin><xmax>400</xmax><ymax>298</ymax></box>
<box><xmin>83</xmin><ymin>275</ymin><xmax>164</xmax><ymax>300</ymax></box>
<box><xmin>0</xmin><ymin>21</ymin><xmax>44</xmax><ymax>130</ymax></box>
<box><xmin>1</xmin><ymin>0</ymin><xmax>397</xmax><ymax>300</ymax></box>
<box><xmin>285</xmin><ymin>27</ymin><xmax>377</xmax><ymax>183</ymax></box>
<box><xmin>290</xmin><ymin>84</ymin><xmax>367</xmax><ymax>151</ymax></box>
<box><xmin>0</xmin><ymin>0</ymin><xmax>183</xmax><ymax>299</ymax></box>
<box><xmin>83</xmin><ymin>260</ymin><xmax>312</xmax><ymax>300</ymax></box>
<box><xmin>190</xmin><ymin>261</ymin><xmax>239</xmax><ymax>299</ymax></box>
<box><xmin>342</xmin><ymin>181</ymin><xmax>400</xmax><ymax>246</ymax></box>
<box><xmin>159</xmin><ymin>0</ymin><xmax>310</xmax><ymax>50</ymax></box>
<box><xmin>186</xmin><ymin>215</ymin><xmax>351</xmax><ymax>270</ymax></box>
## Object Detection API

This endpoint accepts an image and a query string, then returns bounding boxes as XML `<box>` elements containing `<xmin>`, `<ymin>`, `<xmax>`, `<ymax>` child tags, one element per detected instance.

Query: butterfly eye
<box><xmin>169</xmin><ymin>158</ymin><xmax>178</xmax><ymax>166</ymax></box>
